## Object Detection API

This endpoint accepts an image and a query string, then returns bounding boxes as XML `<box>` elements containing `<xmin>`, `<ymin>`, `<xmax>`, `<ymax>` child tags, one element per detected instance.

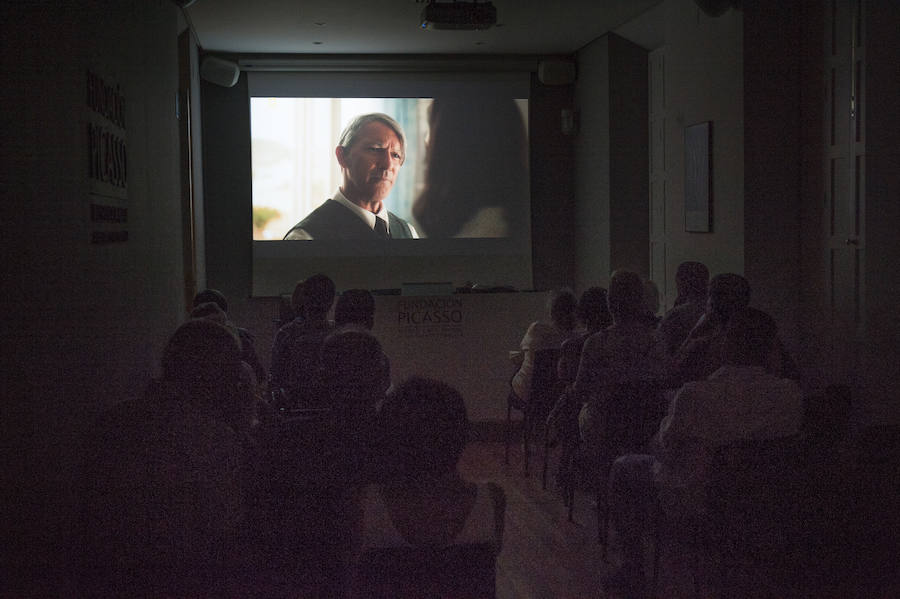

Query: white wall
<box><xmin>608</xmin><ymin>0</ymin><xmax>744</xmax><ymax>305</ymax></box>
<box><xmin>574</xmin><ymin>37</ymin><xmax>612</xmax><ymax>289</ymax></box>
<box><xmin>573</xmin><ymin>33</ymin><xmax>649</xmax><ymax>291</ymax></box>
<box><xmin>375</xmin><ymin>292</ymin><xmax>551</xmax><ymax>422</ymax></box>
<box><xmin>2</xmin><ymin>1</ymin><xmax>184</xmax><ymax>404</ymax></box>
<box><xmin>657</xmin><ymin>0</ymin><xmax>745</xmax><ymax>285</ymax></box>
<box><xmin>608</xmin><ymin>35</ymin><xmax>650</xmax><ymax>279</ymax></box>
<box><xmin>1</xmin><ymin>1</ymin><xmax>183</xmax><ymax>591</ymax></box>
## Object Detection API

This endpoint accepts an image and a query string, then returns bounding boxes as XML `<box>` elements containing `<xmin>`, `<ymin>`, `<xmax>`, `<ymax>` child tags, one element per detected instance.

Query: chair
<box><xmin>840</xmin><ymin>423</ymin><xmax>900</xmax><ymax>589</ymax></box>
<box><xmin>504</xmin><ymin>348</ymin><xmax>561</xmax><ymax>476</ymax></box>
<box><xmin>352</xmin><ymin>542</ymin><xmax>498</xmax><ymax>599</ymax></box>
<box><xmin>266</xmin><ymin>406</ymin><xmax>339</xmax><ymax>571</ymax></box>
<box><xmin>541</xmin><ymin>386</ymin><xmax>582</xmax><ymax>491</ymax></box>
<box><xmin>802</xmin><ymin>384</ymin><xmax>852</xmax><ymax>451</ymax></box>
<box><xmin>651</xmin><ymin>436</ymin><xmax>805</xmax><ymax>598</ymax></box>
<box><xmin>562</xmin><ymin>382</ymin><xmax>666</xmax><ymax>540</ymax></box>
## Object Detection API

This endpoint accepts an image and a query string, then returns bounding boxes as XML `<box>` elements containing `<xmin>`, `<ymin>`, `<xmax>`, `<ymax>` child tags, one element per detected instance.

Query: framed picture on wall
<box><xmin>684</xmin><ymin>121</ymin><xmax>712</xmax><ymax>232</ymax></box>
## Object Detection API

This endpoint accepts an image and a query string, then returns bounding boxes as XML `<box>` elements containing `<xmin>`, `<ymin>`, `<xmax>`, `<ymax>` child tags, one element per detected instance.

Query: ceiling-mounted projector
<box><xmin>420</xmin><ymin>1</ymin><xmax>497</xmax><ymax>30</ymax></box>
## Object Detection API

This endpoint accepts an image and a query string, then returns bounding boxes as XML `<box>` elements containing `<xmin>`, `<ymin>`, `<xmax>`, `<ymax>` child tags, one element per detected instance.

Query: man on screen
<box><xmin>283</xmin><ymin>113</ymin><xmax>418</xmax><ymax>240</ymax></box>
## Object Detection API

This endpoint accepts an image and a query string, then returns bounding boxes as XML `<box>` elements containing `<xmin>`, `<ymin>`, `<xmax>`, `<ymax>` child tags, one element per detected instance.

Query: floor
<box><xmin>461</xmin><ymin>440</ymin><xmax>714</xmax><ymax>599</ymax></box>
<box><xmin>458</xmin><ymin>441</ymin><xmax>610</xmax><ymax>599</ymax></box>
<box><xmin>476</xmin><ymin>437</ymin><xmax>900</xmax><ymax>599</ymax></box>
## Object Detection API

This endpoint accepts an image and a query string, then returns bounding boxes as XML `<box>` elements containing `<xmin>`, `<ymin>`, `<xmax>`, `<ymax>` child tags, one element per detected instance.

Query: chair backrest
<box><xmin>529</xmin><ymin>348</ymin><xmax>562</xmax><ymax>420</ymax></box>
<box><xmin>78</xmin><ymin>400</ymin><xmax>245</xmax><ymax>596</ymax></box>
<box><xmin>802</xmin><ymin>384</ymin><xmax>851</xmax><ymax>450</ymax></box>
<box><xmin>704</xmin><ymin>436</ymin><xmax>804</xmax><ymax>561</ymax></box>
<box><xmin>353</xmin><ymin>541</ymin><xmax>497</xmax><ymax>599</ymax></box>
<box><xmin>267</xmin><ymin>406</ymin><xmax>348</xmax><ymax>570</ymax></box>
<box><xmin>846</xmin><ymin>424</ymin><xmax>900</xmax><ymax>577</ymax></box>
<box><xmin>274</xmin><ymin>327</ymin><xmax>332</xmax><ymax>403</ymax></box>
<box><xmin>601</xmin><ymin>382</ymin><xmax>667</xmax><ymax>457</ymax></box>
<box><xmin>270</xmin><ymin>406</ymin><xmax>336</xmax><ymax>480</ymax></box>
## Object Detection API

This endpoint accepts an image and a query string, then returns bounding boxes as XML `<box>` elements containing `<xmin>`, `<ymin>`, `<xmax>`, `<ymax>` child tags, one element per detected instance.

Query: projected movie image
<box><xmin>250</xmin><ymin>97</ymin><xmax>529</xmax><ymax>241</ymax></box>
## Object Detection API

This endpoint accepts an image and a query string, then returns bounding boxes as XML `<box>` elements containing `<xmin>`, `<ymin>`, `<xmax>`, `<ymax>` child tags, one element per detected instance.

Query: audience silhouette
<box><xmin>351</xmin><ymin>376</ymin><xmax>506</xmax><ymax>598</ymax></box>
<box><xmin>604</xmin><ymin>306</ymin><xmax>805</xmax><ymax>597</ymax></box>
<box><xmin>270</xmin><ymin>273</ymin><xmax>336</xmax><ymax>407</ymax></box>
<box><xmin>510</xmin><ymin>288</ymin><xmax>578</xmax><ymax>405</ymax></box>
<box><xmin>575</xmin><ymin>270</ymin><xmax>667</xmax><ymax>458</ymax></box>
<box><xmin>193</xmin><ymin>288</ymin><xmax>267</xmax><ymax>384</ymax></box>
<box><xmin>658</xmin><ymin>261</ymin><xmax>709</xmax><ymax>354</ymax></box>
<box><xmin>77</xmin><ymin>263</ymin><xmax>893</xmax><ymax>598</ymax></box>
<box><xmin>334</xmin><ymin>288</ymin><xmax>377</xmax><ymax>331</ymax></box>
<box><xmin>79</xmin><ymin>320</ymin><xmax>254</xmax><ymax>597</ymax></box>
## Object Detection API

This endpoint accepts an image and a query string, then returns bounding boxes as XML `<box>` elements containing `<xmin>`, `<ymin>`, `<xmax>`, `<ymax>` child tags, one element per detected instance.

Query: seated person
<box><xmin>669</xmin><ymin>272</ymin><xmax>751</xmax><ymax>385</ymax></box>
<box><xmin>79</xmin><ymin>320</ymin><xmax>252</xmax><ymax>596</ymax></box>
<box><xmin>189</xmin><ymin>301</ymin><xmax>269</xmax><ymax>432</ymax></box>
<box><xmin>330</xmin><ymin>289</ymin><xmax>396</xmax><ymax>399</ymax></box>
<box><xmin>267</xmin><ymin>328</ymin><xmax>392</xmax><ymax>595</ymax></box>
<box><xmin>548</xmin><ymin>287</ymin><xmax>611</xmax><ymax>442</ymax></box>
<box><xmin>657</xmin><ymin>261</ymin><xmax>709</xmax><ymax>355</ymax></box>
<box><xmin>319</xmin><ymin>327</ymin><xmax>392</xmax><ymax>458</ymax></box>
<box><xmin>350</xmin><ymin>377</ymin><xmax>506</xmax><ymax>599</ymax></box>
<box><xmin>158</xmin><ymin>318</ymin><xmax>259</xmax><ymax>438</ymax></box>
<box><xmin>557</xmin><ymin>287</ymin><xmax>612</xmax><ymax>385</ymax></box>
<box><xmin>334</xmin><ymin>288</ymin><xmax>377</xmax><ymax>331</ymax></box>
<box><xmin>193</xmin><ymin>288</ymin><xmax>267</xmax><ymax>385</ymax></box>
<box><xmin>510</xmin><ymin>288</ymin><xmax>578</xmax><ymax>405</ymax></box>
<box><xmin>575</xmin><ymin>270</ymin><xmax>667</xmax><ymax>459</ymax></box>
<box><xmin>269</xmin><ymin>273</ymin><xmax>335</xmax><ymax>405</ymax></box>
<box><xmin>670</xmin><ymin>273</ymin><xmax>798</xmax><ymax>386</ymax></box>
<box><xmin>603</xmin><ymin>308</ymin><xmax>805</xmax><ymax>597</ymax></box>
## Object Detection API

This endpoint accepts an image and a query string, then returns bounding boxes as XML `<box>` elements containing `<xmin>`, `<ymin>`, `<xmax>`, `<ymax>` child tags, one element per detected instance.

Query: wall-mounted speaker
<box><xmin>537</xmin><ymin>60</ymin><xmax>576</xmax><ymax>86</ymax></box>
<box><xmin>200</xmin><ymin>56</ymin><xmax>240</xmax><ymax>88</ymax></box>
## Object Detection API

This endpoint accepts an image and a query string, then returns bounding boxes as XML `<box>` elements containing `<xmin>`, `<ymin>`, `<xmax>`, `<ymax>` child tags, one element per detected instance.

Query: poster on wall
<box><xmin>86</xmin><ymin>69</ymin><xmax>128</xmax><ymax>243</ymax></box>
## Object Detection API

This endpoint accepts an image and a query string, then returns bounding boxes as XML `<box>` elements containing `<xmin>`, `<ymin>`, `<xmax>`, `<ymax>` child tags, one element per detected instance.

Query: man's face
<box><xmin>336</xmin><ymin>121</ymin><xmax>404</xmax><ymax>208</ymax></box>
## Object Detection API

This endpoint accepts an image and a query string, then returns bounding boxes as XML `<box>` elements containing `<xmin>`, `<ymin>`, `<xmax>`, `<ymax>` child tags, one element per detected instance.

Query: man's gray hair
<box><xmin>337</xmin><ymin>112</ymin><xmax>406</xmax><ymax>164</ymax></box>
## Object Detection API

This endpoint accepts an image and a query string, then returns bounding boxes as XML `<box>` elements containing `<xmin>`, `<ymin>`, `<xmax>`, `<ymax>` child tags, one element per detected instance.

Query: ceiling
<box><xmin>184</xmin><ymin>0</ymin><xmax>665</xmax><ymax>56</ymax></box>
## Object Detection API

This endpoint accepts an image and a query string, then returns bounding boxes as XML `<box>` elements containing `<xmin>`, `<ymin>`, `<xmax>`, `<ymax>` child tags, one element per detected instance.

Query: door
<box><xmin>823</xmin><ymin>0</ymin><xmax>865</xmax><ymax>387</ymax></box>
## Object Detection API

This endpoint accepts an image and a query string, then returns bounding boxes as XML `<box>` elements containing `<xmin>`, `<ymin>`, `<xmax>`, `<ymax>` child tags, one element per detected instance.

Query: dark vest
<box><xmin>283</xmin><ymin>199</ymin><xmax>413</xmax><ymax>240</ymax></box>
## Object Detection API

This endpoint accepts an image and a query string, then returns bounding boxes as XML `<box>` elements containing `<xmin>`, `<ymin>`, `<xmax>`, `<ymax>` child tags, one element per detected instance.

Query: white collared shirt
<box><xmin>657</xmin><ymin>365</ymin><xmax>804</xmax><ymax>449</ymax></box>
<box><xmin>286</xmin><ymin>189</ymin><xmax>418</xmax><ymax>240</ymax></box>
<box><xmin>652</xmin><ymin>364</ymin><xmax>804</xmax><ymax>513</ymax></box>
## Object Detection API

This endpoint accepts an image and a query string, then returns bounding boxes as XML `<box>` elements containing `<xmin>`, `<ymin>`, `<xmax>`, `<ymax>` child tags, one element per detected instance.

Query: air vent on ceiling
<box><xmin>420</xmin><ymin>1</ymin><xmax>498</xmax><ymax>31</ymax></box>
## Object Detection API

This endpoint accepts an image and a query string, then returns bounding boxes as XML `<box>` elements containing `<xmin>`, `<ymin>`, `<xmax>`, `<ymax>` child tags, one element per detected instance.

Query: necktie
<box><xmin>374</xmin><ymin>218</ymin><xmax>390</xmax><ymax>238</ymax></box>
